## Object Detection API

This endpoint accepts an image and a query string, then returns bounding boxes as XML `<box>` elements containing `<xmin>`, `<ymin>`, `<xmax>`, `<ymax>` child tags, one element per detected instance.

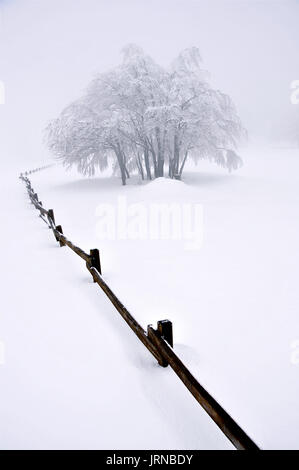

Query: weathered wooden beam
<box><xmin>147</xmin><ymin>325</ymin><xmax>259</xmax><ymax>450</ymax></box>
<box><xmin>30</xmin><ymin>197</ymin><xmax>49</xmax><ymax>217</ymax></box>
<box><xmin>39</xmin><ymin>213</ymin><xmax>51</xmax><ymax>226</ymax></box>
<box><xmin>53</xmin><ymin>229</ymin><xmax>90</xmax><ymax>262</ymax></box>
<box><xmin>88</xmin><ymin>267</ymin><xmax>165</xmax><ymax>365</ymax></box>
<box><xmin>147</xmin><ymin>326</ymin><xmax>168</xmax><ymax>367</ymax></box>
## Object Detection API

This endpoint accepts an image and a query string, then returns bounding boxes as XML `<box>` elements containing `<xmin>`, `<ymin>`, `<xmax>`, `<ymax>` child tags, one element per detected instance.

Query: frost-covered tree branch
<box><xmin>45</xmin><ymin>44</ymin><xmax>245</xmax><ymax>185</ymax></box>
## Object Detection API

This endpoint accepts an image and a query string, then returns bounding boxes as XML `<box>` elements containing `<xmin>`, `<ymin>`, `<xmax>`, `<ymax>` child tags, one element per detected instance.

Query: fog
<box><xmin>0</xmin><ymin>0</ymin><xmax>298</xmax><ymax>167</ymax></box>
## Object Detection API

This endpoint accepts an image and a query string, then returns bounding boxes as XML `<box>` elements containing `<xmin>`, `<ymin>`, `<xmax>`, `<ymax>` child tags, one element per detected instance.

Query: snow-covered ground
<box><xmin>1</xmin><ymin>146</ymin><xmax>299</xmax><ymax>449</ymax></box>
<box><xmin>0</xmin><ymin>163</ymin><xmax>233</xmax><ymax>450</ymax></box>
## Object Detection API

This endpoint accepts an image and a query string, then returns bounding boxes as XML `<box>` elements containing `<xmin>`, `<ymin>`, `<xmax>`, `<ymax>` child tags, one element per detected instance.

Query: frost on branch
<box><xmin>45</xmin><ymin>44</ymin><xmax>245</xmax><ymax>185</ymax></box>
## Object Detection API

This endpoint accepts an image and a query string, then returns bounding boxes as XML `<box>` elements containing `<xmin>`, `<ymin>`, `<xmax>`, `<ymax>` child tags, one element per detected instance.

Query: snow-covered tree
<box><xmin>45</xmin><ymin>45</ymin><xmax>244</xmax><ymax>185</ymax></box>
<box><xmin>166</xmin><ymin>47</ymin><xmax>243</xmax><ymax>178</ymax></box>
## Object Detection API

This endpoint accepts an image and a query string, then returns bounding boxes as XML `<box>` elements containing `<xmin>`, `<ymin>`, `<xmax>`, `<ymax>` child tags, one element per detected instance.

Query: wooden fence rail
<box><xmin>19</xmin><ymin>167</ymin><xmax>260</xmax><ymax>451</ymax></box>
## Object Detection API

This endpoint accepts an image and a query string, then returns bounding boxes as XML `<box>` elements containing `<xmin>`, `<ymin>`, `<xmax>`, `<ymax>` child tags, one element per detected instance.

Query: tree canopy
<box><xmin>45</xmin><ymin>45</ymin><xmax>244</xmax><ymax>185</ymax></box>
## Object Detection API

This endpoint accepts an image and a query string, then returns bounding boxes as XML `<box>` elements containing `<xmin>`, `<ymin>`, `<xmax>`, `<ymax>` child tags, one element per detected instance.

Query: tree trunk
<box><xmin>114</xmin><ymin>144</ymin><xmax>127</xmax><ymax>186</ymax></box>
<box><xmin>157</xmin><ymin>159</ymin><xmax>164</xmax><ymax>177</ymax></box>
<box><xmin>173</xmin><ymin>133</ymin><xmax>180</xmax><ymax>177</ymax></box>
<box><xmin>150</xmin><ymin>149</ymin><xmax>158</xmax><ymax>178</ymax></box>
<box><xmin>155</xmin><ymin>127</ymin><xmax>164</xmax><ymax>177</ymax></box>
<box><xmin>119</xmin><ymin>162</ymin><xmax>126</xmax><ymax>185</ymax></box>
<box><xmin>137</xmin><ymin>153</ymin><xmax>145</xmax><ymax>180</ymax></box>
<box><xmin>169</xmin><ymin>159</ymin><xmax>174</xmax><ymax>178</ymax></box>
<box><xmin>179</xmin><ymin>151</ymin><xmax>189</xmax><ymax>178</ymax></box>
<box><xmin>120</xmin><ymin>165</ymin><xmax>126</xmax><ymax>185</ymax></box>
<box><xmin>144</xmin><ymin>146</ymin><xmax>152</xmax><ymax>180</ymax></box>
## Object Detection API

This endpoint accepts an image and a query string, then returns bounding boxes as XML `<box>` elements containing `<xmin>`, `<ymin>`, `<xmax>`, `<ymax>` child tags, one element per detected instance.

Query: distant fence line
<box><xmin>19</xmin><ymin>166</ymin><xmax>260</xmax><ymax>451</ymax></box>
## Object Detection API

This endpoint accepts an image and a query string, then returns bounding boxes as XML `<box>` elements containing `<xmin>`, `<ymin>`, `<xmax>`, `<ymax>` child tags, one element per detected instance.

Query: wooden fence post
<box><xmin>90</xmin><ymin>249</ymin><xmax>102</xmax><ymax>276</ymax></box>
<box><xmin>157</xmin><ymin>320</ymin><xmax>173</xmax><ymax>348</ymax></box>
<box><xmin>48</xmin><ymin>209</ymin><xmax>55</xmax><ymax>227</ymax></box>
<box><xmin>55</xmin><ymin>225</ymin><xmax>65</xmax><ymax>246</ymax></box>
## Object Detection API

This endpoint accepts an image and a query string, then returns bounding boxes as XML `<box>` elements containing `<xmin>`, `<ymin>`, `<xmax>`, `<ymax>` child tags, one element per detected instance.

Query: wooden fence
<box><xmin>19</xmin><ymin>167</ymin><xmax>260</xmax><ymax>451</ymax></box>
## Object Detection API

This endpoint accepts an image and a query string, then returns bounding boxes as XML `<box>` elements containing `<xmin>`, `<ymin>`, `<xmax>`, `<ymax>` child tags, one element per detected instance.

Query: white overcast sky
<box><xmin>0</xmin><ymin>0</ymin><xmax>299</xmax><ymax>165</ymax></box>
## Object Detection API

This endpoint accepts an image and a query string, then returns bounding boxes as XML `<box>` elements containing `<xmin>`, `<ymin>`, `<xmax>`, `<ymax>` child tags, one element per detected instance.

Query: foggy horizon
<box><xmin>0</xmin><ymin>0</ymin><xmax>299</xmax><ymax>167</ymax></box>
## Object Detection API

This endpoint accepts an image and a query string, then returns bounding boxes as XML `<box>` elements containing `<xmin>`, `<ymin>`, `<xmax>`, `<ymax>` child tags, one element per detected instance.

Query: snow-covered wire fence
<box><xmin>19</xmin><ymin>168</ymin><xmax>260</xmax><ymax>451</ymax></box>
